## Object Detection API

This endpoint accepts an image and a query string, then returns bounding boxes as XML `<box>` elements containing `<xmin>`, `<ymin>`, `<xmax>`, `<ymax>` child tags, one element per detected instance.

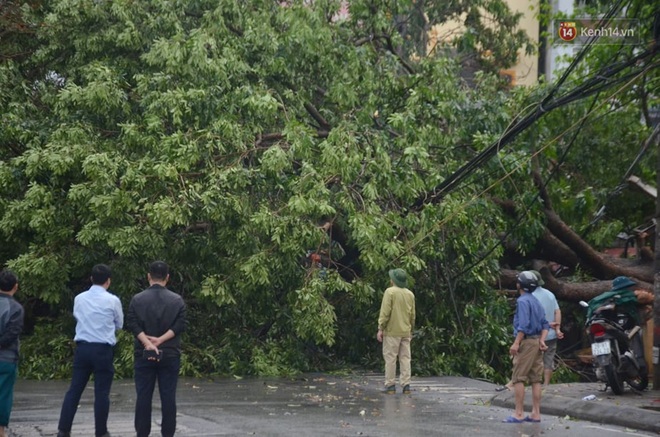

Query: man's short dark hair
<box><xmin>91</xmin><ymin>264</ymin><xmax>112</xmax><ymax>285</ymax></box>
<box><xmin>149</xmin><ymin>261</ymin><xmax>169</xmax><ymax>281</ymax></box>
<box><xmin>0</xmin><ymin>270</ymin><xmax>18</xmax><ymax>292</ymax></box>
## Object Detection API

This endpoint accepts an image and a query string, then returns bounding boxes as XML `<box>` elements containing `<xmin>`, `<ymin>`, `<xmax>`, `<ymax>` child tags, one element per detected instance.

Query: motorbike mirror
<box><xmin>579</xmin><ymin>301</ymin><xmax>589</xmax><ymax>308</ymax></box>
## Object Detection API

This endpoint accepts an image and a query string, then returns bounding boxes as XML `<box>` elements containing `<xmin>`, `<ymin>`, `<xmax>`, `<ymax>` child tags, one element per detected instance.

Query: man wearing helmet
<box><xmin>497</xmin><ymin>270</ymin><xmax>563</xmax><ymax>392</ymax></box>
<box><xmin>503</xmin><ymin>271</ymin><xmax>549</xmax><ymax>424</ymax></box>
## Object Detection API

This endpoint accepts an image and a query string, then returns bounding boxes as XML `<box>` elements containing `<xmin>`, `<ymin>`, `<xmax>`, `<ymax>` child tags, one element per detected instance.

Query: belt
<box><xmin>76</xmin><ymin>341</ymin><xmax>113</xmax><ymax>347</ymax></box>
<box><xmin>523</xmin><ymin>334</ymin><xmax>540</xmax><ymax>339</ymax></box>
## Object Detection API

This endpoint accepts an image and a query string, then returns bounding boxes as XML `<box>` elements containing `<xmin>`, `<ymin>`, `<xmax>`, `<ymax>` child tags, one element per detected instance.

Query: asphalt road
<box><xmin>6</xmin><ymin>374</ymin><xmax>659</xmax><ymax>436</ymax></box>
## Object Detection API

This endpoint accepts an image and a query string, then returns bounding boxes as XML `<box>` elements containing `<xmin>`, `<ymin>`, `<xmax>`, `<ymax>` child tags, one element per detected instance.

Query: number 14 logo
<box><xmin>559</xmin><ymin>22</ymin><xmax>577</xmax><ymax>42</ymax></box>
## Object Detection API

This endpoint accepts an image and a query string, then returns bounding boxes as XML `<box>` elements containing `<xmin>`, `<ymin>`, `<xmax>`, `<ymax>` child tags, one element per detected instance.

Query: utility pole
<box><xmin>654</xmin><ymin>133</ymin><xmax>660</xmax><ymax>390</ymax></box>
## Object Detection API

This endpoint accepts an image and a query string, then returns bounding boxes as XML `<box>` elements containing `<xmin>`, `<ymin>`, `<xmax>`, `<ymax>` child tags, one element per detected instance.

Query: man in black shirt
<box><xmin>126</xmin><ymin>261</ymin><xmax>186</xmax><ymax>437</ymax></box>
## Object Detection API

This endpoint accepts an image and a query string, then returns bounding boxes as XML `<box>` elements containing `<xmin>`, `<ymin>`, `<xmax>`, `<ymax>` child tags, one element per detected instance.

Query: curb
<box><xmin>490</xmin><ymin>391</ymin><xmax>660</xmax><ymax>433</ymax></box>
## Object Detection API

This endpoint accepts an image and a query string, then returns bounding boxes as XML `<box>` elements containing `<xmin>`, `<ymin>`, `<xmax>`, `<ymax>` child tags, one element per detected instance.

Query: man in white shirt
<box><xmin>57</xmin><ymin>264</ymin><xmax>123</xmax><ymax>437</ymax></box>
<box><xmin>530</xmin><ymin>270</ymin><xmax>563</xmax><ymax>386</ymax></box>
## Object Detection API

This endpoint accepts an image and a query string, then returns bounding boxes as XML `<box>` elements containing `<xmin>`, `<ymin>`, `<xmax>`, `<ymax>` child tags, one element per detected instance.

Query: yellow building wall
<box><xmin>427</xmin><ymin>0</ymin><xmax>540</xmax><ymax>87</ymax></box>
<box><xmin>507</xmin><ymin>0</ymin><xmax>540</xmax><ymax>86</ymax></box>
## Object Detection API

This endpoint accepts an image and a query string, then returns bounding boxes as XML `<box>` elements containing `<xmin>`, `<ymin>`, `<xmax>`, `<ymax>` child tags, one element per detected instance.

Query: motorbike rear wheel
<box><xmin>627</xmin><ymin>334</ymin><xmax>649</xmax><ymax>391</ymax></box>
<box><xmin>604</xmin><ymin>363</ymin><xmax>624</xmax><ymax>394</ymax></box>
<box><xmin>627</xmin><ymin>372</ymin><xmax>649</xmax><ymax>391</ymax></box>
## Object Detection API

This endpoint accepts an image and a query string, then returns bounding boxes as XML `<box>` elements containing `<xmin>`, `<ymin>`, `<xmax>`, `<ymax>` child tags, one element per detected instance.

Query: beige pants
<box><xmin>383</xmin><ymin>336</ymin><xmax>412</xmax><ymax>387</ymax></box>
<box><xmin>511</xmin><ymin>338</ymin><xmax>544</xmax><ymax>384</ymax></box>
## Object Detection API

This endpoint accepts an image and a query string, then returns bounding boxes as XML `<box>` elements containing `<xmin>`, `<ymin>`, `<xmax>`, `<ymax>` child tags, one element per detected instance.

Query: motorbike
<box><xmin>579</xmin><ymin>293</ymin><xmax>648</xmax><ymax>394</ymax></box>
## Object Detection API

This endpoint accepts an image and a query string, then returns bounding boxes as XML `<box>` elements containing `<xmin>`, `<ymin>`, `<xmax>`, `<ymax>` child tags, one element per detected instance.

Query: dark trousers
<box><xmin>134</xmin><ymin>355</ymin><xmax>180</xmax><ymax>437</ymax></box>
<box><xmin>0</xmin><ymin>361</ymin><xmax>17</xmax><ymax>426</ymax></box>
<box><xmin>58</xmin><ymin>342</ymin><xmax>114</xmax><ymax>436</ymax></box>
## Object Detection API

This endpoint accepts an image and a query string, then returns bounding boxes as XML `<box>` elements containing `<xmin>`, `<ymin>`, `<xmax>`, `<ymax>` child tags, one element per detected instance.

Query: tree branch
<box><xmin>380</xmin><ymin>34</ymin><xmax>415</xmax><ymax>75</ymax></box>
<box><xmin>354</xmin><ymin>33</ymin><xmax>415</xmax><ymax>75</ymax></box>
<box><xmin>499</xmin><ymin>268</ymin><xmax>652</xmax><ymax>302</ymax></box>
<box><xmin>255</xmin><ymin>130</ymin><xmax>329</xmax><ymax>148</ymax></box>
<box><xmin>304</xmin><ymin>102</ymin><xmax>331</xmax><ymax>130</ymax></box>
<box><xmin>544</xmin><ymin>208</ymin><xmax>654</xmax><ymax>283</ymax></box>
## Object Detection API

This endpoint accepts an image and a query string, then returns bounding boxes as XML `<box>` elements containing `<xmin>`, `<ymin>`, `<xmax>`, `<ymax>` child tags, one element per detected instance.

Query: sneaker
<box><xmin>402</xmin><ymin>384</ymin><xmax>411</xmax><ymax>394</ymax></box>
<box><xmin>382</xmin><ymin>385</ymin><xmax>395</xmax><ymax>394</ymax></box>
<box><xmin>57</xmin><ymin>432</ymin><xmax>71</xmax><ymax>437</ymax></box>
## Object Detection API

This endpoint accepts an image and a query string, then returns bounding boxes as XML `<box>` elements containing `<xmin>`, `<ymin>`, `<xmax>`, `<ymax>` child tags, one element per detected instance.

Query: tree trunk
<box><xmin>499</xmin><ymin>268</ymin><xmax>653</xmax><ymax>303</ymax></box>
<box><xmin>544</xmin><ymin>209</ymin><xmax>654</xmax><ymax>283</ymax></box>
<box><xmin>531</xmin><ymin>230</ymin><xmax>580</xmax><ymax>268</ymax></box>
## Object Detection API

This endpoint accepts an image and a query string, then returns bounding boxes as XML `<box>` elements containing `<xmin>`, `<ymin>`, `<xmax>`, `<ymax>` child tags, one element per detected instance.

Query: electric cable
<box><xmin>583</xmin><ymin>122</ymin><xmax>660</xmax><ymax>233</ymax></box>
<box><xmin>451</xmin><ymin>91</ymin><xmax>603</xmax><ymax>282</ymax></box>
<box><xmin>344</xmin><ymin>2</ymin><xmax>657</xmax><ymax>292</ymax></box>
<box><xmin>411</xmin><ymin>49</ymin><xmax>657</xmax><ymax>212</ymax></box>
<box><xmin>394</xmin><ymin>66</ymin><xmax>651</xmax><ymax>277</ymax></box>
<box><xmin>540</xmin><ymin>0</ymin><xmax>629</xmax><ymax>106</ymax></box>
<box><xmin>410</xmin><ymin>0</ymin><xmax>656</xmax><ymax>212</ymax></box>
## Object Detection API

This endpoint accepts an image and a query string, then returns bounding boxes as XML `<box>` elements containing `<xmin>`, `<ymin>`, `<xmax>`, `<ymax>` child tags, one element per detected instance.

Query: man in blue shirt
<box><xmin>503</xmin><ymin>271</ymin><xmax>549</xmax><ymax>424</ymax></box>
<box><xmin>497</xmin><ymin>270</ymin><xmax>564</xmax><ymax>392</ymax></box>
<box><xmin>57</xmin><ymin>264</ymin><xmax>124</xmax><ymax>437</ymax></box>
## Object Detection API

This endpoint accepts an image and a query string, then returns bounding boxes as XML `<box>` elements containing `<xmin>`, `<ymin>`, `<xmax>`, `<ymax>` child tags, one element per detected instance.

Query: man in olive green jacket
<box><xmin>377</xmin><ymin>268</ymin><xmax>416</xmax><ymax>394</ymax></box>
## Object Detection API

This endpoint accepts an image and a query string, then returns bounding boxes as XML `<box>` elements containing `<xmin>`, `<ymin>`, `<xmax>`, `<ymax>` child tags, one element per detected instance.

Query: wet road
<box><xmin>7</xmin><ymin>375</ymin><xmax>658</xmax><ymax>436</ymax></box>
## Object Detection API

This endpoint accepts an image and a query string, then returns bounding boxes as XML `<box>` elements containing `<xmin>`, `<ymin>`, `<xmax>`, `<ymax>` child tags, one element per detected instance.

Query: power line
<box><xmin>452</xmin><ymin>92</ymin><xmax>603</xmax><ymax>281</ymax></box>
<box><xmin>410</xmin><ymin>0</ymin><xmax>657</xmax><ymax>211</ymax></box>
<box><xmin>584</xmin><ymin>123</ymin><xmax>660</xmax><ymax>233</ymax></box>
<box><xmin>396</xmin><ymin>67</ymin><xmax>652</xmax><ymax>277</ymax></box>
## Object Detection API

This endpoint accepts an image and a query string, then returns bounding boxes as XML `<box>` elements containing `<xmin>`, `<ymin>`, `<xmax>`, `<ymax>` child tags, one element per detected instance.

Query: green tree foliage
<box><xmin>3</xmin><ymin>0</ymin><xmax>652</xmax><ymax>379</ymax></box>
<box><xmin>525</xmin><ymin>0</ymin><xmax>659</xmax><ymax>250</ymax></box>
